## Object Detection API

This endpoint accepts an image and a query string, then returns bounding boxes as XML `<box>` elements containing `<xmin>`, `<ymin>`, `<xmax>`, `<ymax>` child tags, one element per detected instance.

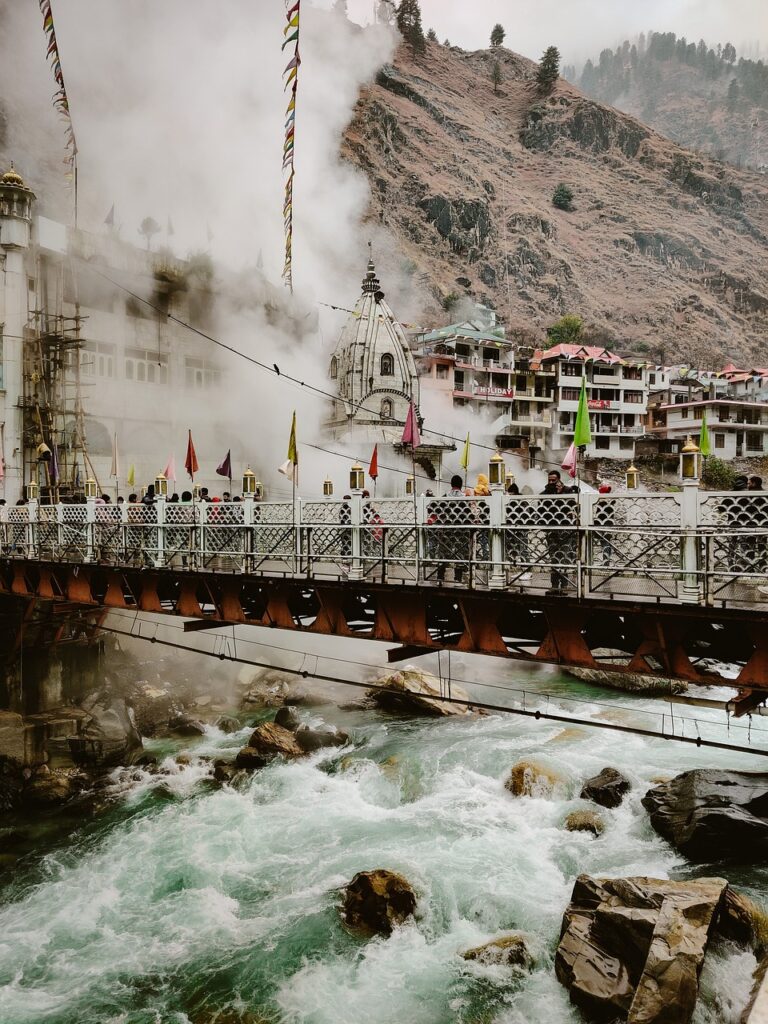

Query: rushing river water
<box><xmin>1</xmin><ymin>657</ymin><xmax>767</xmax><ymax>1024</ymax></box>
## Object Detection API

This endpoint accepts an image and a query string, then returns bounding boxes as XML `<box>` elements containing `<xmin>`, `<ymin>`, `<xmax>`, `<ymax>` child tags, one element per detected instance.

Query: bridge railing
<box><xmin>1</xmin><ymin>492</ymin><xmax>767</xmax><ymax>607</ymax></box>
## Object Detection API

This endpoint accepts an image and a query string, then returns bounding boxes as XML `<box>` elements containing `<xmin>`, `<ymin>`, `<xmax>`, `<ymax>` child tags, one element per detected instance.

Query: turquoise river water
<box><xmin>1</xmin><ymin>659</ymin><xmax>767</xmax><ymax>1024</ymax></box>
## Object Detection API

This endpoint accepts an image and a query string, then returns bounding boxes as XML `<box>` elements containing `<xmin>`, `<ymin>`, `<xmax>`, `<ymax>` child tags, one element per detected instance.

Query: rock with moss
<box><xmin>564</xmin><ymin>809</ymin><xmax>605</xmax><ymax>836</ymax></box>
<box><xmin>505</xmin><ymin>760</ymin><xmax>563</xmax><ymax>798</ymax></box>
<box><xmin>368</xmin><ymin>669</ymin><xmax>472</xmax><ymax>717</ymax></box>
<box><xmin>235</xmin><ymin>722</ymin><xmax>304</xmax><ymax>769</ymax></box>
<box><xmin>462</xmin><ymin>932</ymin><xmax>533</xmax><ymax>968</ymax></box>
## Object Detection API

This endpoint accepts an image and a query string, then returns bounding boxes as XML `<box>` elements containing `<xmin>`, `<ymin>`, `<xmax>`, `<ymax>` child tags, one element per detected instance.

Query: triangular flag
<box><xmin>369</xmin><ymin>444</ymin><xmax>379</xmax><ymax>481</ymax></box>
<box><xmin>164</xmin><ymin>454</ymin><xmax>176</xmax><ymax>482</ymax></box>
<box><xmin>460</xmin><ymin>432</ymin><xmax>470</xmax><ymax>472</ymax></box>
<box><xmin>699</xmin><ymin>409</ymin><xmax>711</xmax><ymax>457</ymax></box>
<box><xmin>104</xmin><ymin>203</ymin><xmax>115</xmax><ymax>227</ymax></box>
<box><xmin>216</xmin><ymin>450</ymin><xmax>232</xmax><ymax>479</ymax></box>
<box><xmin>184</xmin><ymin>430</ymin><xmax>199</xmax><ymax>480</ymax></box>
<box><xmin>278</xmin><ymin>412</ymin><xmax>298</xmax><ymax>484</ymax></box>
<box><xmin>401</xmin><ymin>402</ymin><xmax>421</xmax><ymax>448</ymax></box>
<box><xmin>573</xmin><ymin>376</ymin><xmax>592</xmax><ymax>448</ymax></box>
<box><xmin>561</xmin><ymin>442</ymin><xmax>578</xmax><ymax>479</ymax></box>
<box><xmin>127</xmin><ymin>464</ymin><xmax>135</xmax><ymax>488</ymax></box>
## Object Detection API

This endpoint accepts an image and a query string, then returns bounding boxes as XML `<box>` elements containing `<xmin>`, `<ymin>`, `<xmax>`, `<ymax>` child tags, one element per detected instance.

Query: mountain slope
<box><xmin>572</xmin><ymin>34</ymin><xmax>768</xmax><ymax>172</ymax></box>
<box><xmin>342</xmin><ymin>40</ymin><xmax>768</xmax><ymax>366</ymax></box>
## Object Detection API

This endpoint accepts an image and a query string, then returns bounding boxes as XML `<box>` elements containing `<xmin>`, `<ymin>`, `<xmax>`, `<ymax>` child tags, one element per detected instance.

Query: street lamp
<box><xmin>505</xmin><ymin>470</ymin><xmax>515</xmax><ymax>490</ymax></box>
<box><xmin>626</xmin><ymin>464</ymin><xmax>639</xmax><ymax>490</ymax></box>
<box><xmin>680</xmin><ymin>436</ymin><xmax>701</xmax><ymax>483</ymax></box>
<box><xmin>26</xmin><ymin>479</ymin><xmax>39</xmax><ymax>501</ymax></box>
<box><xmin>85</xmin><ymin>477</ymin><xmax>98</xmax><ymax>499</ymax></box>
<box><xmin>154</xmin><ymin>472</ymin><xmax>168</xmax><ymax>497</ymax></box>
<box><xmin>489</xmin><ymin>450</ymin><xmax>505</xmax><ymax>489</ymax></box>
<box><xmin>242</xmin><ymin>467</ymin><xmax>256</xmax><ymax>496</ymax></box>
<box><xmin>323</xmin><ymin>477</ymin><xmax>334</xmax><ymax>498</ymax></box>
<box><xmin>405</xmin><ymin>474</ymin><xmax>415</xmax><ymax>496</ymax></box>
<box><xmin>349</xmin><ymin>463</ymin><xmax>364</xmax><ymax>492</ymax></box>
<box><xmin>192</xmin><ymin>483</ymin><xmax>201</xmax><ymax>500</ymax></box>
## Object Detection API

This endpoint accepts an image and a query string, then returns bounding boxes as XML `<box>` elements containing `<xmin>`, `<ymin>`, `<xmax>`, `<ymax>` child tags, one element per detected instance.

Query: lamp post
<box><xmin>26</xmin><ymin>479</ymin><xmax>39</xmax><ymax>501</ymax></box>
<box><xmin>680</xmin><ymin>436</ymin><xmax>701</xmax><ymax>483</ymax></box>
<box><xmin>242</xmin><ymin>467</ymin><xmax>256</xmax><ymax>498</ymax></box>
<box><xmin>405</xmin><ymin>474</ymin><xmax>415</xmax><ymax>496</ymax></box>
<box><xmin>626</xmin><ymin>464</ymin><xmax>639</xmax><ymax>490</ymax></box>
<box><xmin>323</xmin><ymin>477</ymin><xmax>334</xmax><ymax>498</ymax></box>
<box><xmin>505</xmin><ymin>470</ymin><xmax>515</xmax><ymax>491</ymax></box>
<box><xmin>488</xmin><ymin>450</ymin><xmax>505</xmax><ymax>490</ymax></box>
<box><xmin>678</xmin><ymin>436</ymin><xmax>701</xmax><ymax>603</ymax></box>
<box><xmin>192</xmin><ymin>483</ymin><xmax>201</xmax><ymax>500</ymax></box>
<box><xmin>85</xmin><ymin>477</ymin><xmax>98</xmax><ymax>500</ymax></box>
<box><xmin>154</xmin><ymin>472</ymin><xmax>168</xmax><ymax>498</ymax></box>
<box><xmin>349</xmin><ymin>463</ymin><xmax>364</xmax><ymax>492</ymax></box>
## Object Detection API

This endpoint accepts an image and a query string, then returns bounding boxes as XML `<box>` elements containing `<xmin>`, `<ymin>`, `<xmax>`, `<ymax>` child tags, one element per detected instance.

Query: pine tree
<box><xmin>427</xmin><ymin>27</ymin><xmax>437</xmax><ymax>42</ymax></box>
<box><xmin>490</xmin><ymin>24</ymin><xmax>505</xmax><ymax>47</ymax></box>
<box><xmin>396</xmin><ymin>0</ymin><xmax>426</xmax><ymax>54</ymax></box>
<box><xmin>491</xmin><ymin>60</ymin><xmax>503</xmax><ymax>93</ymax></box>
<box><xmin>727</xmin><ymin>77</ymin><xmax>740</xmax><ymax>110</ymax></box>
<box><xmin>536</xmin><ymin>46</ymin><xmax>561</xmax><ymax>94</ymax></box>
<box><xmin>552</xmin><ymin>183</ymin><xmax>574</xmax><ymax>211</ymax></box>
<box><xmin>723</xmin><ymin>42</ymin><xmax>736</xmax><ymax>64</ymax></box>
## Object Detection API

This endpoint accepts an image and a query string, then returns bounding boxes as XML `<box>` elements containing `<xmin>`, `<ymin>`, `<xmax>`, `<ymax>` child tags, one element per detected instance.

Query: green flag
<box><xmin>573</xmin><ymin>375</ymin><xmax>592</xmax><ymax>448</ymax></box>
<box><xmin>460</xmin><ymin>432</ymin><xmax>470</xmax><ymax>471</ymax></box>
<box><xmin>699</xmin><ymin>408</ymin><xmax>711</xmax><ymax>456</ymax></box>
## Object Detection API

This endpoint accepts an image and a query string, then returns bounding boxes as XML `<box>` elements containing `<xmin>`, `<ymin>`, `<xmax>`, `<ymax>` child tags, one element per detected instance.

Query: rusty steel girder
<box><xmin>1</xmin><ymin>560</ymin><xmax>767</xmax><ymax>700</ymax></box>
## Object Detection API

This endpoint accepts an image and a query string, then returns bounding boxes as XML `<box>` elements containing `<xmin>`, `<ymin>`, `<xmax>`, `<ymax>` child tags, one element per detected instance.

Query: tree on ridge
<box><xmin>491</xmin><ymin>24</ymin><xmax>505</xmax><ymax>47</ymax></box>
<box><xmin>536</xmin><ymin>45</ymin><xmax>561</xmax><ymax>94</ymax></box>
<box><xmin>491</xmin><ymin>60</ymin><xmax>503</xmax><ymax>93</ymax></box>
<box><xmin>396</xmin><ymin>0</ymin><xmax>426</xmax><ymax>54</ymax></box>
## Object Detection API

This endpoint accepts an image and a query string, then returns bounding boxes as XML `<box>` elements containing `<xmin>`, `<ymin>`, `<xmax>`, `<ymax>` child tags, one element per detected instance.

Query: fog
<box><xmin>330</xmin><ymin>0</ymin><xmax>766</xmax><ymax>65</ymax></box>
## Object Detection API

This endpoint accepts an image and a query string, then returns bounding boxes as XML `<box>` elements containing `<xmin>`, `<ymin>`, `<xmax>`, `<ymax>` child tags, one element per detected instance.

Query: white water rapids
<box><xmin>0</xmin><ymin>661</ymin><xmax>765</xmax><ymax>1024</ymax></box>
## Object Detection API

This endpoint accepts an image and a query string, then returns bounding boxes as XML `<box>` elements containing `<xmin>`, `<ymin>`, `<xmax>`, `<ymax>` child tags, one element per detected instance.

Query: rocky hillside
<box><xmin>342</xmin><ymin>39</ymin><xmax>768</xmax><ymax>366</ymax></box>
<box><xmin>572</xmin><ymin>34</ymin><xmax>768</xmax><ymax>173</ymax></box>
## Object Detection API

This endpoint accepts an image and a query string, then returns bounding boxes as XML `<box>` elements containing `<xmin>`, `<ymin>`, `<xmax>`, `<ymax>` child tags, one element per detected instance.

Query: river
<box><xmin>0</xmin><ymin>654</ymin><xmax>766</xmax><ymax>1024</ymax></box>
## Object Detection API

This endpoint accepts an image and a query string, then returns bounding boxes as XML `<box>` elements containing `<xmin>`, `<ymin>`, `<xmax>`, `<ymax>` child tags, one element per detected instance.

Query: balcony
<box><xmin>515</xmin><ymin>388</ymin><xmax>555</xmax><ymax>400</ymax></box>
<box><xmin>507</xmin><ymin>413</ymin><xmax>553</xmax><ymax>427</ymax></box>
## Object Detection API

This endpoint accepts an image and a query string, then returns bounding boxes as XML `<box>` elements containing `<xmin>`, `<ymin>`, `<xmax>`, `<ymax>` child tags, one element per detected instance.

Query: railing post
<box><xmin>243</xmin><ymin>495</ymin><xmax>254</xmax><ymax>573</ymax></box>
<box><xmin>84</xmin><ymin>496</ymin><xmax>96</xmax><ymax>563</ymax></box>
<box><xmin>679</xmin><ymin>482</ymin><xmax>702</xmax><ymax>604</ymax></box>
<box><xmin>155</xmin><ymin>496</ymin><xmax>166</xmax><ymax>567</ymax></box>
<box><xmin>349</xmin><ymin>494</ymin><xmax>363</xmax><ymax>580</ymax></box>
<box><xmin>27</xmin><ymin>499</ymin><xmax>38</xmax><ymax>558</ymax></box>
<box><xmin>578</xmin><ymin>492</ymin><xmax>594</xmax><ymax>599</ymax></box>
<box><xmin>489</xmin><ymin>490</ymin><xmax>505</xmax><ymax>589</ymax></box>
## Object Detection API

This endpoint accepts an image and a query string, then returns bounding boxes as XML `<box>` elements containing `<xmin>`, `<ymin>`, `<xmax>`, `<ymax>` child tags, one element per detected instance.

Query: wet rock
<box><xmin>129</xmin><ymin>684</ymin><xmax>175</xmax><ymax>737</ymax></box>
<box><xmin>274</xmin><ymin>706</ymin><xmax>300</xmax><ymax>731</ymax></box>
<box><xmin>75</xmin><ymin>698</ymin><xmax>142</xmax><ymax>768</ymax></box>
<box><xmin>556</xmin><ymin>874</ymin><xmax>728</xmax><ymax>1024</ymax></box>
<box><xmin>341</xmin><ymin>869</ymin><xmax>416</xmax><ymax>936</ymax></box>
<box><xmin>580</xmin><ymin>767</ymin><xmax>631</xmax><ymax>809</ymax></box>
<box><xmin>566</xmin><ymin>667</ymin><xmax>687</xmax><ymax>696</ymax></box>
<box><xmin>175</xmin><ymin>754</ymin><xmax>191</xmax><ymax>767</ymax></box>
<box><xmin>0</xmin><ymin>711</ymin><xmax>26</xmax><ymax>764</ymax></box>
<box><xmin>167</xmin><ymin>714</ymin><xmax>206</xmax><ymax>738</ymax></box>
<box><xmin>368</xmin><ymin>668</ymin><xmax>472</xmax><ymax>717</ymax></box>
<box><xmin>294</xmin><ymin>726</ymin><xmax>349</xmax><ymax>753</ymax></box>
<box><xmin>213</xmin><ymin>760</ymin><xmax>238</xmax><ymax>784</ymax></box>
<box><xmin>214</xmin><ymin>715</ymin><xmax>241</xmax><ymax>735</ymax></box>
<box><xmin>462</xmin><ymin>932</ymin><xmax>533</xmax><ymax>968</ymax></box>
<box><xmin>564</xmin><ymin>810</ymin><xmax>605</xmax><ymax>836</ymax></box>
<box><xmin>505</xmin><ymin>760</ymin><xmax>562</xmax><ymax>798</ymax></box>
<box><xmin>22</xmin><ymin>769</ymin><xmax>75</xmax><ymax>807</ymax></box>
<box><xmin>642</xmin><ymin>769</ymin><xmax>768</xmax><ymax>861</ymax></box>
<box><xmin>235</xmin><ymin>722</ymin><xmax>304</xmax><ymax>769</ymax></box>
<box><xmin>715</xmin><ymin>888</ymin><xmax>768</xmax><ymax>954</ymax></box>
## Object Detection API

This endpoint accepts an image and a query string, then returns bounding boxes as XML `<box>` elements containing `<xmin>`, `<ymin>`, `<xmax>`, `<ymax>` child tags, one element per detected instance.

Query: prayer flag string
<box><xmin>282</xmin><ymin>0</ymin><xmax>301</xmax><ymax>292</ymax></box>
<box><xmin>38</xmin><ymin>0</ymin><xmax>78</xmax><ymax>224</ymax></box>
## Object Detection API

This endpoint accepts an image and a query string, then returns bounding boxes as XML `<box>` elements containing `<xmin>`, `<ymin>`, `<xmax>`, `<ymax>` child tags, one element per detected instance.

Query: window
<box><xmin>715</xmin><ymin>433</ymin><xmax>725</xmax><ymax>449</ymax></box>
<box><xmin>622</xmin><ymin>366</ymin><xmax>642</xmax><ymax>380</ymax></box>
<box><xmin>80</xmin><ymin>341</ymin><xmax>116</xmax><ymax>379</ymax></box>
<box><xmin>185</xmin><ymin>357</ymin><xmax>220</xmax><ymax>389</ymax></box>
<box><xmin>436</xmin><ymin>364</ymin><xmax>448</xmax><ymax>380</ymax></box>
<box><xmin>125</xmin><ymin>349</ymin><xmax>169</xmax><ymax>384</ymax></box>
<box><xmin>380</xmin><ymin>353</ymin><xmax>394</xmax><ymax>376</ymax></box>
<box><xmin>381</xmin><ymin>398</ymin><xmax>393</xmax><ymax>419</ymax></box>
<box><xmin>649</xmin><ymin>373</ymin><xmax>656</xmax><ymax>385</ymax></box>
<box><xmin>562</xmin><ymin>363</ymin><xmax>583</xmax><ymax>376</ymax></box>
<box><xmin>595</xmin><ymin>436</ymin><xmax>610</xmax><ymax>450</ymax></box>
<box><xmin>620</xmin><ymin>437</ymin><xmax>634</xmax><ymax>450</ymax></box>
<box><xmin>747</xmin><ymin>432</ymin><xmax>763</xmax><ymax>453</ymax></box>
<box><xmin>562</xmin><ymin>387</ymin><xmax>580</xmax><ymax>401</ymax></box>
<box><xmin>680</xmin><ymin>408</ymin><xmax>688</xmax><ymax>419</ymax></box>
<box><xmin>330</xmin><ymin>356</ymin><xmax>337</xmax><ymax>379</ymax></box>
<box><xmin>623</xmin><ymin>391</ymin><xmax>644</xmax><ymax>404</ymax></box>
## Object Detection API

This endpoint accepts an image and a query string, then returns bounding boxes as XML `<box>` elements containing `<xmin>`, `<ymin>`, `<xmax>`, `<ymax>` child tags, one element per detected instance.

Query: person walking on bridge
<box><xmin>540</xmin><ymin>470</ymin><xmax>578</xmax><ymax>593</ymax></box>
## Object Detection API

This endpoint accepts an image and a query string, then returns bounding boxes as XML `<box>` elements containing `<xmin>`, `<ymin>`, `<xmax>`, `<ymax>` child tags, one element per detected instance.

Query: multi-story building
<box><xmin>540</xmin><ymin>343</ymin><xmax>650</xmax><ymax>459</ymax></box>
<box><xmin>0</xmin><ymin>163</ymin><xmax>272</xmax><ymax>502</ymax></box>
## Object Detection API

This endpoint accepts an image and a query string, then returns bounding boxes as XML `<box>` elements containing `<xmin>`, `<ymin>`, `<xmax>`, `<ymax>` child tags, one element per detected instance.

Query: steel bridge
<box><xmin>1</xmin><ymin>491</ymin><xmax>767</xmax><ymax>710</ymax></box>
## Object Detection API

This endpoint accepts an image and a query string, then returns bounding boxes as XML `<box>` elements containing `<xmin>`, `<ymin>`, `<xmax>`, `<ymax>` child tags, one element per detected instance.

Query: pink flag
<box><xmin>561</xmin><ymin>443</ymin><xmax>577</xmax><ymax>479</ymax></box>
<box><xmin>164</xmin><ymin>454</ymin><xmax>176</xmax><ymax>483</ymax></box>
<box><xmin>401</xmin><ymin>402</ymin><xmax>421</xmax><ymax>448</ymax></box>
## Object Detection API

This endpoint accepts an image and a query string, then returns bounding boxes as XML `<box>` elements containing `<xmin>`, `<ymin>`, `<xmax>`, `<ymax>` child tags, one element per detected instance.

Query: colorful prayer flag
<box><xmin>401</xmin><ymin>401</ymin><xmax>421</xmax><ymax>448</ymax></box>
<box><xmin>573</xmin><ymin>376</ymin><xmax>592</xmax><ymax>448</ymax></box>
<box><xmin>459</xmin><ymin>432</ymin><xmax>470</xmax><ymax>471</ymax></box>
<box><xmin>184</xmin><ymin>430</ymin><xmax>199</xmax><ymax>480</ymax></box>
<box><xmin>699</xmin><ymin>409</ymin><xmax>711</xmax><ymax>457</ymax></box>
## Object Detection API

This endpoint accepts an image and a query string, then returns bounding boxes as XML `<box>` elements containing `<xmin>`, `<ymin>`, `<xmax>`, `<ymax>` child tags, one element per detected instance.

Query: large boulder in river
<box><xmin>556</xmin><ymin>874</ymin><xmax>728</xmax><ymax>1024</ymax></box>
<box><xmin>565</xmin><ymin>810</ymin><xmax>605</xmax><ymax>836</ymax></box>
<box><xmin>294</xmin><ymin>725</ymin><xmax>349</xmax><ymax>752</ymax></box>
<box><xmin>341</xmin><ymin>869</ymin><xmax>416</xmax><ymax>936</ymax></box>
<box><xmin>235</xmin><ymin>722</ymin><xmax>304</xmax><ymax>769</ymax></box>
<box><xmin>368</xmin><ymin>668</ymin><xmax>472</xmax><ymax>717</ymax></box>
<box><xmin>79</xmin><ymin>698</ymin><xmax>142</xmax><ymax>767</ymax></box>
<box><xmin>505</xmin><ymin>760</ymin><xmax>563</xmax><ymax>798</ymax></box>
<box><xmin>642</xmin><ymin>769</ymin><xmax>768</xmax><ymax>861</ymax></box>
<box><xmin>462</xmin><ymin>932</ymin><xmax>533</xmax><ymax>969</ymax></box>
<box><xmin>580</xmin><ymin>767</ymin><xmax>631</xmax><ymax>809</ymax></box>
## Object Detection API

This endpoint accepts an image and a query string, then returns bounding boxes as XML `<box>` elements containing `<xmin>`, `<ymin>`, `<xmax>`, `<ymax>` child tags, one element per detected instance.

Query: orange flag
<box><xmin>184</xmin><ymin>430</ymin><xmax>199</xmax><ymax>480</ymax></box>
<box><xmin>369</xmin><ymin>444</ymin><xmax>378</xmax><ymax>481</ymax></box>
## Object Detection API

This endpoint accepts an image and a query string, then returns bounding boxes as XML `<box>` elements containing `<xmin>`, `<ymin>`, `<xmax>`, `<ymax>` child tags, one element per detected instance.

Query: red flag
<box><xmin>184</xmin><ymin>430</ymin><xmax>199</xmax><ymax>480</ymax></box>
<box><xmin>369</xmin><ymin>444</ymin><xmax>378</xmax><ymax>481</ymax></box>
<box><xmin>216</xmin><ymin>449</ymin><xmax>232</xmax><ymax>479</ymax></box>
<box><xmin>401</xmin><ymin>401</ymin><xmax>421</xmax><ymax>448</ymax></box>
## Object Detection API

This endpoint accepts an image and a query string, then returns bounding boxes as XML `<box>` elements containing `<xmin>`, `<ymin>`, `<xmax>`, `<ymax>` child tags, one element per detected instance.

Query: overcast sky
<box><xmin>320</xmin><ymin>0</ymin><xmax>767</xmax><ymax>65</ymax></box>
